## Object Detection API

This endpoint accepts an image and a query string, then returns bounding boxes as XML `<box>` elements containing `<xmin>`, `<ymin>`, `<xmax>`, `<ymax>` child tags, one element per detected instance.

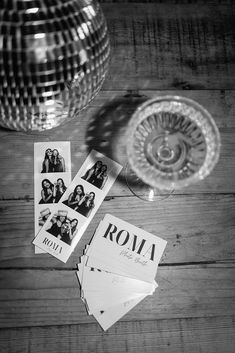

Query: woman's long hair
<box><xmin>44</xmin><ymin>149</ymin><xmax>52</xmax><ymax>160</ymax></box>
<box><xmin>56</xmin><ymin>178</ymin><xmax>66</xmax><ymax>192</ymax></box>
<box><xmin>98</xmin><ymin>164</ymin><xmax>107</xmax><ymax>177</ymax></box>
<box><xmin>41</xmin><ymin>179</ymin><xmax>54</xmax><ymax>198</ymax></box>
<box><xmin>85</xmin><ymin>192</ymin><xmax>95</xmax><ymax>207</ymax></box>
<box><xmin>71</xmin><ymin>184</ymin><xmax>85</xmax><ymax>202</ymax></box>
<box><xmin>70</xmin><ymin>219</ymin><xmax>78</xmax><ymax>235</ymax></box>
<box><xmin>52</xmin><ymin>149</ymin><xmax>62</xmax><ymax>162</ymax></box>
<box><xmin>41</xmin><ymin>149</ymin><xmax>52</xmax><ymax>172</ymax></box>
<box><xmin>42</xmin><ymin>179</ymin><xmax>53</xmax><ymax>190</ymax></box>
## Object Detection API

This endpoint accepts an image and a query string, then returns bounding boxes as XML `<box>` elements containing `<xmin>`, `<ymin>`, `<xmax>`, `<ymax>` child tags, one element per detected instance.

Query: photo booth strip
<box><xmin>33</xmin><ymin>150</ymin><xmax>123</xmax><ymax>263</ymax></box>
<box><xmin>34</xmin><ymin>142</ymin><xmax>71</xmax><ymax>254</ymax></box>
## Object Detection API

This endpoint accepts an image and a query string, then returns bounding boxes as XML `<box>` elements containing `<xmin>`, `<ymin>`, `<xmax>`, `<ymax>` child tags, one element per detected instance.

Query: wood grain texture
<box><xmin>0</xmin><ymin>194</ymin><xmax>235</xmax><ymax>268</ymax></box>
<box><xmin>0</xmin><ymin>265</ymin><xmax>234</xmax><ymax>328</ymax></box>
<box><xmin>0</xmin><ymin>90</ymin><xmax>234</xmax><ymax>199</ymax></box>
<box><xmin>0</xmin><ymin>316</ymin><xmax>234</xmax><ymax>353</ymax></box>
<box><xmin>101</xmin><ymin>2</ymin><xmax>235</xmax><ymax>89</ymax></box>
<box><xmin>0</xmin><ymin>2</ymin><xmax>235</xmax><ymax>352</ymax></box>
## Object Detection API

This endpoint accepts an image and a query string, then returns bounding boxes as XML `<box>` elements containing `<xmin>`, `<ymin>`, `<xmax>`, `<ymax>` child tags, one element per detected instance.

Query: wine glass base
<box><xmin>124</xmin><ymin>163</ymin><xmax>174</xmax><ymax>202</ymax></box>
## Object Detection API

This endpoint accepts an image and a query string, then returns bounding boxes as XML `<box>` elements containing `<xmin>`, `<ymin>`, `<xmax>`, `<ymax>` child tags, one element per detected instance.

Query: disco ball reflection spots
<box><xmin>0</xmin><ymin>0</ymin><xmax>110</xmax><ymax>131</ymax></box>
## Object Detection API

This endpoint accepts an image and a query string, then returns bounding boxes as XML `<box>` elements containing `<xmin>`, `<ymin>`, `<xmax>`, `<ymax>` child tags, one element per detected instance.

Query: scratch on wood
<box><xmin>104</xmin><ymin>196</ymin><xmax>115</xmax><ymax>201</ymax></box>
<box><xmin>124</xmin><ymin>90</ymin><xmax>147</xmax><ymax>98</ymax></box>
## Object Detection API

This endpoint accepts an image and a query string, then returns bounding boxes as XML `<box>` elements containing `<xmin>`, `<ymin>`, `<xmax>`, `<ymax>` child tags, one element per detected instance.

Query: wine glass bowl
<box><xmin>126</xmin><ymin>96</ymin><xmax>221</xmax><ymax>196</ymax></box>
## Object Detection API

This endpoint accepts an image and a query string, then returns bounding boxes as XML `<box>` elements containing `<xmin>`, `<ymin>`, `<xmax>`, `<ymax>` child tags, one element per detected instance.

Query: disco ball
<box><xmin>0</xmin><ymin>0</ymin><xmax>110</xmax><ymax>131</ymax></box>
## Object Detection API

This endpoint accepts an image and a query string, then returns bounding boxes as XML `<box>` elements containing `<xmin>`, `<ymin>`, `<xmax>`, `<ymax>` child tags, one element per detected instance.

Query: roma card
<box><xmin>86</xmin><ymin>214</ymin><xmax>167</xmax><ymax>283</ymax></box>
<box><xmin>34</xmin><ymin>142</ymin><xmax>71</xmax><ymax>253</ymax></box>
<box><xmin>33</xmin><ymin>151</ymin><xmax>122</xmax><ymax>262</ymax></box>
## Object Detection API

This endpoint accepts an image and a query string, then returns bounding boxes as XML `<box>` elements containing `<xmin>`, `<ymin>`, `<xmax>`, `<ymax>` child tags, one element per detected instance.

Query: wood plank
<box><xmin>0</xmin><ymin>193</ymin><xmax>234</xmax><ymax>268</ymax></box>
<box><xmin>100</xmin><ymin>2</ymin><xmax>235</xmax><ymax>89</ymax></box>
<box><xmin>0</xmin><ymin>2</ymin><xmax>234</xmax><ymax>353</ymax></box>
<box><xmin>0</xmin><ymin>315</ymin><xmax>234</xmax><ymax>353</ymax></box>
<box><xmin>0</xmin><ymin>265</ymin><xmax>234</xmax><ymax>328</ymax></box>
<box><xmin>0</xmin><ymin>90</ymin><xmax>234</xmax><ymax>198</ymax></box>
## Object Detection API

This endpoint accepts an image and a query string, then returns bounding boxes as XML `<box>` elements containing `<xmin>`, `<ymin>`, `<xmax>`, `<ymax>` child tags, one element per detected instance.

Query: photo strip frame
<box><xmin>34</xmin><ymin>142</ymin><xmax>71</xmax><ymax>253</ymax></box>
<box><xmin>33</xmin><ymin>150</ymin><xmax>123</xmax><ymax>262</ymax></box>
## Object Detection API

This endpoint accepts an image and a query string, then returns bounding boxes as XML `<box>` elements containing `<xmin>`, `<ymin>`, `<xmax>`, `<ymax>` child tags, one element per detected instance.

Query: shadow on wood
<box><xmin>84</xmin><ymin>91</ymin><xmax>151</xmax><ymax>189</ymax></box>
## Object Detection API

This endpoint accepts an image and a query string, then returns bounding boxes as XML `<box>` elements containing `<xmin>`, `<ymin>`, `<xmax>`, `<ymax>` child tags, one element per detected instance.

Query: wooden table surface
<box><xmin>0</xmin><ymin>1</ymin><xmax>235</xmax><ymax>352</ymax></box>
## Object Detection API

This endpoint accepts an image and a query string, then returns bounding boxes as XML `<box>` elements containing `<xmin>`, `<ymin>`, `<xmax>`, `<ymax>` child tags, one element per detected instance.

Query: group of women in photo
<box><xmin>47</xmin><ymin>211</ymin><xmax>78</xmax><ymax>246</ymax></box>
<box><xmin>39</xmin><ymin>158</ymin><xmax>109</xmax><ymax>225</ymax></box>
<box><xmin>39</xmin><ymin>178</ymin><xmax>67</xmax><ymax>204</ymax></box>
<box><xmin>82</xmin><ymin>160</ymin><xmax>108</xmax><ymax>189</ymax></box>
<box><xmin>41</xmin><ymin>148</ymin><xmax>66</xmax><ymax>173</ymax></box>
<box><xmin>37</xmin><ymin>152</ymin><xmax>112</xmax><ymax>244</ymax></box>
<box><xmin>63</xmin><ymin>184</ymin><xmax>95</xmax><ymax>218</ymax></box>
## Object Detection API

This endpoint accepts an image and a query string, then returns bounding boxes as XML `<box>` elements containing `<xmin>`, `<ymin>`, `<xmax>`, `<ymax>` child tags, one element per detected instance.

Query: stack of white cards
<box><xmin>77</xmin><ymin>214</ymin><xmax>167</xmax><ymax>331</ymax></box>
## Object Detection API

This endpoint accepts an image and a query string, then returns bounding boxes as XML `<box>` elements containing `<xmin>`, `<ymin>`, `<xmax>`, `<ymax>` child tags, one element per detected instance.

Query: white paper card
<box><xmin>86</xmin><ymin>214</ymin><xmax>167</xmax><ymax>283</ymax></box>
<box><xmin>92</xmin><ymin>294</ymin><xmax>148</xmax><ymax>331</ymax></box>
<box><xmin>76</xmin><ymin>214</ymin><xmax>166</xmax><ymax>330</ymax></box>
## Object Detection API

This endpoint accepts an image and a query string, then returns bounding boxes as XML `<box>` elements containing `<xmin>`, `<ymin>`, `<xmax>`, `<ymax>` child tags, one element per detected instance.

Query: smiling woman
<box><xmin>51</xmin><ymin>149</ymin><xmax>65</xmax><ymax>173</ymax></box>
<box><xmin>41</xmin><ymin>149</ymin><xmax>53</xmax><ymax>173</ymax></box>
<box><xmin>39</xmin><ymin>178</ymin><xmax>54</xmax><ymax>204</ymax></box>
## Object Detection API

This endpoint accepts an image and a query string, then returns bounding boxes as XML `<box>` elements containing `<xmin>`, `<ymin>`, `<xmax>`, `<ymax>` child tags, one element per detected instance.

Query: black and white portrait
<box><xmin>38</xmin><ymin>177</ymin><xmax>67</xmax><ymax>204</ymax></box>
<box><xmin>41</xmin><ymin>148</ymin><xmax>66</xmax><ymax>173</ymax></box>
<box><xmin>81</xmin><ymin>160</ymin><xmax>108</xmax><ymax>189</ymax></box>
<box><xmin>46</xmin><ymin>210</ymin><xmax>79</xmax><ymax>246</ymax></box>
<box><xmin>63</xmin><ymin>184</ymin><xmax>96</xmax><ymax>218</ymax></box>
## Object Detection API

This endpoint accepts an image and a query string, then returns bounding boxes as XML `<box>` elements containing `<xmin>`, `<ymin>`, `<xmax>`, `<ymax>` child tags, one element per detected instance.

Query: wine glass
<box><xmin>125</xmin><ymin>95</ymin><xmax>221</xmax><ymax>201</ymax></box>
